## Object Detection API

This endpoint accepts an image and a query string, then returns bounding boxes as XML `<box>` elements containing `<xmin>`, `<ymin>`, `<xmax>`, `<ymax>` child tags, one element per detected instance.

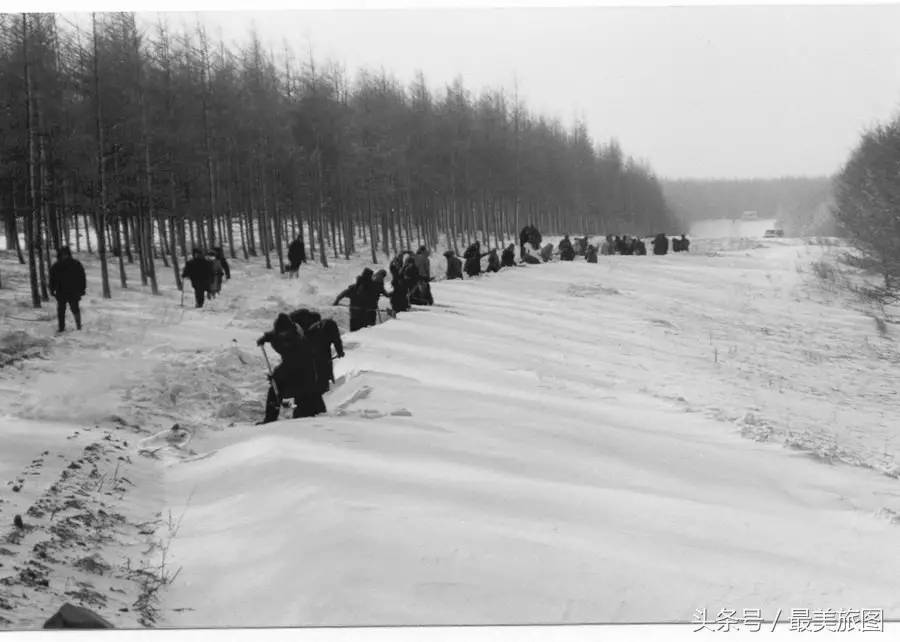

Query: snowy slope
<box><xmin>1</xmin><ymin>235</ymin><xmax>899</xmax><ymax>628</ymax></box>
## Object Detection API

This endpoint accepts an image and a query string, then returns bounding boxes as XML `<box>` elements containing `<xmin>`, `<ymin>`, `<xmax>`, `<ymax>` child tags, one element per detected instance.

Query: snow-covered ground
<box><xmin>1</xmin><ymin>233</ymin><xmax>899</xmax><ymax>628</ymax></box>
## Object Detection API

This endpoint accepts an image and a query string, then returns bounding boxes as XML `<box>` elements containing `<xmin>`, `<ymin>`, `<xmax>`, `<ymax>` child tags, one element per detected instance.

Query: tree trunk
<box><xmin>23</xmin><ymin>13</ymin><xmax>41</xmax><ymax>307</ymax></box>
<box><xmin>92</xmin><ymin>13</ymin><xmax>112</xmax><ymax>298</ymax></box>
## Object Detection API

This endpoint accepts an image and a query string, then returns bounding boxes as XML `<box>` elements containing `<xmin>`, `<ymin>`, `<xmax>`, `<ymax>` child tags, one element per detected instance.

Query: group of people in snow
<box><xmin>332</xmin><ymin>245</ymin><xmax>435</xmax><ymax>332</ymax></box>
<box><xmin>181</xmin><ymin>247</ymin><xmax>231</xmax><ymax>308</ymax></box>
<box><xmin>536</xmin><ymin>232</ymin><xmax>691</xmax><ymax>262</ymax></box>
<box><xmin>256</xmin><ymin>307</ymin><xmax>344</xmax><ymax>424</ymax></box>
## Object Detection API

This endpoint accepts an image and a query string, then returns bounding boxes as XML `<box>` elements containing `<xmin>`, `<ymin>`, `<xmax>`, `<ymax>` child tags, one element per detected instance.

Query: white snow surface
<box><xmin>1</xmin><ymin>235</ymin><xmax>900</xmax><ymax>628</ymax></box>
<box><xmin>689</xmin><ymin>218</ymin><xmax>779</xmax><ymax>239</ymax></box>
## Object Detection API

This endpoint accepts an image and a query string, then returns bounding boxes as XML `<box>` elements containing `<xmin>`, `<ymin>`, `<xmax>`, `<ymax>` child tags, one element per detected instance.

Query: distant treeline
<box><xmin>0</xmin><ymin>11</ymin><xmax>676</xmax><ymax>306</ymax></box>
<box><xmin>661</xmin><ymin>176</ymin><xmax>836</xmax><ymax>236</ymax></box>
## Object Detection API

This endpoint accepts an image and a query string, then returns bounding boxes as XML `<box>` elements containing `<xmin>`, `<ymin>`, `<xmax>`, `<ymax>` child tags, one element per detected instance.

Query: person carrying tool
<box><xmin>256</xmin><ymin>313</ymin><xmax>320</xmax><ymax>424</ymax></box>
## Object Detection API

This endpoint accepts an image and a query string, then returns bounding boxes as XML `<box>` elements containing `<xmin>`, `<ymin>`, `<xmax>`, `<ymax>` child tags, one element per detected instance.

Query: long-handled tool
<box><xmin>180</xmin><ymin>285</ymin><xmax>185</xmax><ymax>308</ymax></box>
<box><xmin>260</xmin><ymin>344</ymin><xmax>280</xmax><ymax>399</ymax></box>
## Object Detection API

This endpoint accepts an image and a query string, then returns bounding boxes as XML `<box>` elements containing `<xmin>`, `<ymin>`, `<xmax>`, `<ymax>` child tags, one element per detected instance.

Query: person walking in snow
<box><xmin>182</xmin><ymin>248</ymin><xmax>214</xmax><ymax>308</ymax></box>
<box><xmin>444</xmin><ymin>250</ymin><xmax>463</xmax><ymax>280</ymax></box>
<box><xmin>256</xmin><ymin>313</ymin><xmax>320</xmax><ymax>424</ymax></box>
<box><xmin>287</xmin><ymin>235</ymin><xmax>306</xmax><ymax>278</ymax></box>
<box><xmin>585</xmin><ymin>244</ymin><xmax>598</xmax><ymax>263</ymax></box>
<box><xmin>206</xmin><ymin>250</ymin><xmax>225</xmax><ymax>299</ymax></box>
<box><xmin>213</xmin><ymin>247</ymin><xmax>231</xmax><ymax>282</ymax></box>
<box><xmin>49</xmin><ymin>246</ymin><xmax>86</xmax><ymax>333</ymax></box>
<box><xmin>500</xmin><ymin>244</ymin><xmax>516</xmax><ymax>267</ymax></box>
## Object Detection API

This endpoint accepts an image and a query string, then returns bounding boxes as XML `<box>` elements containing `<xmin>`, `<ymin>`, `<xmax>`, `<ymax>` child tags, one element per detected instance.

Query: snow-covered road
<box><xmin>1</xmin><ymin>236</ymin><xmax>899</xmax><ymax>627</ymax></box>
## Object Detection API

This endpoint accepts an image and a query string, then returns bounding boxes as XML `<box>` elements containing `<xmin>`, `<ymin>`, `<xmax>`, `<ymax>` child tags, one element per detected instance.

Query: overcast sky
<box><xmin>45</xmin><ymin>2</ymin><xmax>900</xmax><ymax>180</ymax></box>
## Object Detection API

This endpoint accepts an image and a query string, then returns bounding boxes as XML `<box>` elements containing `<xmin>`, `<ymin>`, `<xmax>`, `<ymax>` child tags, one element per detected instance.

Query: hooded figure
<box><xmin>463</xmin><ymin>242</ymin><xmax>489</xmax><ymax>277</ymax></box>
<box><xmin>182</xmin><ymin>248</ymin><xmax>214</xmax><ymax>308</ymax></box>
<box><xmin>652</xmin><ymin>233</ymin><xmax>669</xmax><ymax>256</ymax></box>
<box><xmin>519</xmin><ymin>224</ymin><xmax>542</xmax><ymax>258</ymax></box>
<box><xmin>305</xmin><ymin>316</ymin><xmax>344</xmax><ymax>397</ymax></box>
<box><xmin>558</xmin><ymin>235</ymin><xmax>575</xmax><ymax>261</ymax></box>
<box><xmin>287</xmin><ymin>236</ymin><xmax>306</xmax><ymax>277</ymax></box>
<box><xmin>49</xmin><ymin>246</ymin><xmax>86</xmax><ymax>333</ymax></box>
<box><xmin>334</xmin><ymin>268</ymin><xmax>378</xmax><ymax>331</ymax></box>
<box><xmin>500</xmin><ymin>244</ymin><xmax>516</xmax><ymax>267</ymax></box>
<box><xmin>256</xmin><ymin>313</ymin><xmax>319</xmax><ymax>423</ymax></box>
<box><xmin>486</xmin><ymin>248</ymin><xmax>501</xmax><ymax>273</ymax></box>
<box><xmin>444</xmin><ymin>250</ymin><xmax>463</xmax><ymax>279</ymax></box>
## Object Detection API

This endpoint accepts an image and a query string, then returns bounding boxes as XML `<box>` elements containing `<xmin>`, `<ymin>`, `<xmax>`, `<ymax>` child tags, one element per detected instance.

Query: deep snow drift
<box><xmin>1</xmin><ymin>234</ymin><xmax>899</xmax><ymax>628</ymax></box>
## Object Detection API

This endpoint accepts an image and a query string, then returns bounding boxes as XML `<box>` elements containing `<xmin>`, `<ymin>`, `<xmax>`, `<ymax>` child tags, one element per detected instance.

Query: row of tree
<box><xmin>0</xmin><ymin>11</ymin><xmax>676</xmax><ymax>305</ymax></box>
<box><xmin>833</xmin><ymin>118</ymin><xmax>900</xmax><ymax>298</ymax></box>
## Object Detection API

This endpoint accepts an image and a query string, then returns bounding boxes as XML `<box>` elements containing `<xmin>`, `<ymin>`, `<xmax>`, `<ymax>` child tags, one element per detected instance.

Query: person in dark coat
<box><xmin>413</xmin><ymin>246</ymin><xmax>431</xmax><ymax>282</ymax></box>
<box><xmin>48</xmin><ymin>246</ymin><xmax>86</xmax><ymax>333</ymax></box>
<box><xmin>256</xmin><ymin>313</ymin><xmax>320</xmax><ymax>423</ymax></box>
<box><xmin>558</xmin><ymin>235</ymin><xmax>575</xmax><ymax>261</ymax></box>
<box><xmin>334</xmin><ymin>268</ymin><xmax>378</xmax><ymax>331</ymax></box>
<box><xmin>306</xmin><ymin>316</ymin><xmax>344</xmax><ymax>394</ymax></box>
<box><xmin>213</xmin><ymin>247</ymin><xmax>231</xmax><ymax>281</ymax></box>
<box><xmin>206</xmin><ymin>250</ymin><xmax>225</xmax><ymax>299</ymax></box>
<box><xmin>390</xmin><ymin>274</ymin><xmax>410</xmax><ymax>313</ymax></box>
<box><xmin>635</xmin><ymin>238</ymin><xmax>648</xmax><ymax>255</ymax></box>
<box><xmin>674</xmin><ymin>234</ymin><xmax>690</xmax><ymax>252</ymax></box>
<box><xmin>463</xmin><ymin>242</ymin><xmax>489</xmax><ymax>277</ymax></box>
<box><xmin>287</xmin><ymin>236</ymin><xmax>306</xmax><ymax>278</ymax></box>
<box><xmin>585</xmin><ymin>244</ymin><xmax>598</xmax><ymax>263</ymax></box>
<box><xmin>182</xmin><ymin>248</ymin><xmax>214</xmax><ymax>308</ymax></box>
<box><xmin>408</xmin><ymin>251</ymin><xmax>434</xmax><ymax>305</ymax></box>
<box><xmin>519</xmin><ymin>224</ymin><xmax>542</xmax><ymax>258</ymax></box>
<box><xmin>500</xmin><ymin>244</ymin><xmax>516</xmax><ymax>267</ymax></box>
<box><xmin>444</xmin><ymin>250</ymin><xmax>463</xmax><ymax>279</ymax></box>
<box><xmin>486</xmin><ymin>248</ymin><xmax>501</xmax><ymax>273</ymax></box>
<box><xmin>652</xmin><ymin>233</ymin><xmax>669</xmax><ymax>255</ymax></box>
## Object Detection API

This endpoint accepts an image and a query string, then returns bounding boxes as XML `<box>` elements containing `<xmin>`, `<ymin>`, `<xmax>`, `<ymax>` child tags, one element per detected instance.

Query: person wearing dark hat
<box><xmin>48</xmin><ymin>246</ymin><xmax>86</xmax><ymax>333</ymax></box>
